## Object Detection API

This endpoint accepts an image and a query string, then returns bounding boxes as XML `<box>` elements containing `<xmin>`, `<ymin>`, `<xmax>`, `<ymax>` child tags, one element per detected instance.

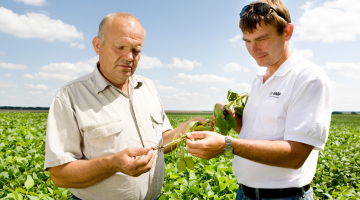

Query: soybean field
<box><xmin>0</xmin><ymin>112</ymin><xmax>359</xmax><ymax>199</ymax></box>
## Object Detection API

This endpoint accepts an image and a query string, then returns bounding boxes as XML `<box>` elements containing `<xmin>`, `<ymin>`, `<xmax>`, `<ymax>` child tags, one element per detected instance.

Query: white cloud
<box><xmin>138</xmin><ymin>55</ymin><xmax>163</xmax><ymax>69</ymax></box>
<box><xmin>156</xmin><ymin>85</ymin><xmax>178</xmax><ymax>93</ymax></box>
<box><xmin>175</xmin><ymin>73</ymin><xmax>236</xmax><ymax>86</ymax></box>
<box><xmin>151</xmin><ymin>79</ymin><xmax>178</xmax><ymax>93</ymax></box>
<box><xmin>0</xmin><ymin>81</ymin><xmax>17</xmax><ymax>87</ymax></box>
<box><xmin>229</xmin><ymin>34</ymin><xmax>243</xmax><ymax>47</ymax></box>
<box><xmin>29</xmin><ymin>91</ymin><xmax>43</xmax><ymax>95</ymax></box>
<box><xmin>0</xmin><ymin>51</ymin><xmax>4</xmax><ymax>55</ymax></box>
<box><xmin>25</xmin><ymin>84</ymin><xmax>49</xmax><ymax>90</ymax></box>
<box><xmin>14</xmin><ymin>0</ymin><xmax>46</xmax><ymax>6</ymax></box>
<box><xmin>205</xmin><ymin>87</ymin><xmax>221</xmax><ymax>92</ymax></box>
<box><xmin>299</xmin><ymin>1</ymin><xmax>316</xmax><ymax>10</ymax></box>
<box><xmin>297</xmin><ymin>49</ymin><xmax>314</xmax><ymax>59</ymax></box>
<box><xmin>4</xmin><ymin>74</ymin><xmax>12</xmax><ymax>77</ymax></box>
<box><xmin>0</xmin><ymin>7</ymin><xmax>84</xmax><ymax>44</ymax></box>
<box><xmin>167</xmin><ymin>58</ymin><xmax>201</xmax><ymax>70</ymax></box>
<box><xmin>0</xmin><ymin>62</ymin><xmax>27</xmax><ymax>69</ymax></box>
<box><xmin>230</xmin><ymin>83</ymin><xmax>252</xmax><ymax>93</ymax></box>
<box><xmin>296</xmin><ymin>0</ymin><xmax>360</xmax><ymax>42</ymax></box>
<box><xmin>70</xmin><ymin>42</ymin><xmax>85</xmax><ymax>49</ymax></box>
<box><xmin>222</xmin><ymin>62</ymin><xmax>251</xmax><ymax>73</ymax></box>
<box><xmin>24</xmin><ymin>72</ymin><xmax>79</xmax><ymax>82</ymax></box>
<box><xmin>321</xmin><ymin>62</ymin><xmax>360</xmax><ymax>80</ymax></box>
<box><xmin>24</xmin><ymin>56</ymin><xmax>97</xmax><ymax>82</ymax></box>
<box><xmin>165</xmin><ymin>92</ymin><xmax>213</xmax><ymax>104</ymax></box>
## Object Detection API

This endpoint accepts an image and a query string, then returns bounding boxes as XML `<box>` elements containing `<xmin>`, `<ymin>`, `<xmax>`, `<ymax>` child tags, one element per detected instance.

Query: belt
<box><xmin>240</xmin><ymin>184</ymin><xmax>311</xmax><ymax>199</ymax></box>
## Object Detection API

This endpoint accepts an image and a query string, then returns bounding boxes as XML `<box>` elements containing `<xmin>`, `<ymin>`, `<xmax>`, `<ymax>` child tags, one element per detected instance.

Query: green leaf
<box><xmin>194</xmin><ymin>125</ymin><xmax>206</xmax><ymax>131</ymax></box>
<box><xmin>24</xmin><ymin>175</ymin><xmax>35</xmax><ymax>190</ymax></box>
<box><xmin>184</xmin><ymin>157</ymin><xmax>195</xmax><ymax>170</ymax></box>
<box><xmin>224</xmin><ymin>115</ymin><xmax>237</xmax><ymax>129</ymax></box>
<box><xmin>187</xmin><ymin>121</ymin><xmax>199</xmax><ymax>131</ymax></box>
<box><xmin>227</xmin><ymin>90</ymin><xmax>239</xmax><ymax>101</ymax></box>
<box><xmin>213</xmin><ymin>104</ymin><xmax>223</xmax><ymax>119</ymax></box>
<box><xmin>216</xmin><ymin>117</ymin><xmax>228</xmax><ymax>135</ymax></box>
<box><xmin>189</xmin><ymin>170</ymin><xmax>196</xmax><ymax>180</ymax></box>
<box><xmin>28</xmin><ymin>196</ymin><xmax>40</xmax><ymax>200</ymax></box>
<box><xmin>220</xmin><ymin>182</ymin><xmax>227</xmax><ymax>191</ymax></box>
<box><xmin>15</xmin><ymin>188</ymin><xmax>27</xmax><ymax>194</ymax></box>
<box><xmin>177</xmin><ymin>158</ymin><xmax>186</xmax><ymax>172</ymax></box>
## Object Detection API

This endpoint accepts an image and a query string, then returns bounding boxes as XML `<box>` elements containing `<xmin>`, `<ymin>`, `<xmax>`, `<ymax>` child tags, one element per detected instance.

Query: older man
<box><xmin>186</xmin><ymin>0</ymin><xmax>332</xmax><ymax>199</ymax></box>
<box><xmin>44</xmin><ymin>12</ymin><xmax>198</xmax><ymax>200</ymax></box>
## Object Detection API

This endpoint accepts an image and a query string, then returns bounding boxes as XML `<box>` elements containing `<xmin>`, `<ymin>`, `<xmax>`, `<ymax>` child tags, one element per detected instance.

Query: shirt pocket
<box><xmin>83</xmin><ymin>120</ymin><xmax>124</xmax><ymax>159</ymax></box>
<box><xmin>150</xmin><ymin>112</ymin><xmax>164</xmax><ymax>142</ymax></box>
<box><xmin>253</xmin><ymin>100</ymin><xmax>281</xmax><ymax>136</ymax></box>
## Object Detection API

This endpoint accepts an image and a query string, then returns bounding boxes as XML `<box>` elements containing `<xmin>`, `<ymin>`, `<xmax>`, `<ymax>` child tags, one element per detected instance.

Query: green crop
<box><xmin>0</xmin><ymin>112</ymin><xmax>359</xmax><ymax>199</ymax></box>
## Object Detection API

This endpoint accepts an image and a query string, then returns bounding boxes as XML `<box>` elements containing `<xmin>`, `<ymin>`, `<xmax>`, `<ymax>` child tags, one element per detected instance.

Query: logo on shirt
<box><xmin>269</xmin><ymin>92</ymin><xmax>281</xmax><ymax>98</ymax></box>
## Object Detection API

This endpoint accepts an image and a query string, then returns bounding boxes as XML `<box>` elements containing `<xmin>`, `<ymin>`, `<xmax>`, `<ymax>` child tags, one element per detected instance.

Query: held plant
<box><xmin>151</xmin><ymin>90</ymin><xmax>249</xmax><ymax>171</ymax></box>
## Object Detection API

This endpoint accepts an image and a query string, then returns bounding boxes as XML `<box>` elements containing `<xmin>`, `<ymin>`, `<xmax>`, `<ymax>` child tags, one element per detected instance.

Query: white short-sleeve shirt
<box><xmin>44</xmin><ymin>65</ymin><xmax>173</xmax><ymax>200</ymax></box>
<box><xmin>232</xmin><ymin>50</ymin><xmax>333</xmax><ymax>188</ymax></box>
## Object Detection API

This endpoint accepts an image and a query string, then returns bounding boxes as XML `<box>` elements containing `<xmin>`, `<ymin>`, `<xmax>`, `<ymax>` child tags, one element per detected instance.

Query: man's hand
<box><xmin>214</xmin><ymin>102</ymin><xmax>242</xmax><ymax>133</ymax></box>
<box><xmin>112</xmin><ymin>147</ymin><xmax>155</xmax><ymax>177</ymax></box>
<box><xmin>186</xmin><ymin>131</ymin><xmax>226</xmax><ymax>160</ymax></box>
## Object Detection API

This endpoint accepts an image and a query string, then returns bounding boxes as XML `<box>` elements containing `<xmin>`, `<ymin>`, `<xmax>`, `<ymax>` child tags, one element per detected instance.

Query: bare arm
<box><xmin>162</xmin><ymin>117</ymin><xmax>209</xmax><ymax>153</ymax></box>
<box><xmin>186</xmin><ymin>131</ymin><xmax>313</xmax><ymax>169</ymax></box>
<box><xmin>49</xmin><ymin>147</ymin><xmax>155</xmax><ymax>188</ymax></box>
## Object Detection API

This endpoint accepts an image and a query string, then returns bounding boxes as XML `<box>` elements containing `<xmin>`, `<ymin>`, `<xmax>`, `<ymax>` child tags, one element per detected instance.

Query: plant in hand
<box><xmin>150</xmin><ymin>90</ymin><xmax>249</xmax><ymax>171</ymax></box>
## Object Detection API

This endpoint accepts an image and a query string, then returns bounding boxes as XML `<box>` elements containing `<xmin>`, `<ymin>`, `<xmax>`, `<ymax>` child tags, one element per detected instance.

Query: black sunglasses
<box><xmin>240</xmin><ymin>3</ymin><xmax>286</xmax><ymax>22</ymax></box>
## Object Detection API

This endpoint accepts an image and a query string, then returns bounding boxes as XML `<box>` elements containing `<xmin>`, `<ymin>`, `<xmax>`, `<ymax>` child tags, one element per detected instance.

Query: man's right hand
<box><xmin>112</xmin><ymin>147</ymin><xmax>155</xmax><ymax>177</ymax></box>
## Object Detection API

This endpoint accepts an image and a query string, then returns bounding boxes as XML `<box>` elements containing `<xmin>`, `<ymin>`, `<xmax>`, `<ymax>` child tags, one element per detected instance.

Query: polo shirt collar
<box><xmin>93</xmin><ymin>62</ymin><xmax>143</xmax><ymax>93</ymax></box>
<box><xmin>273</xmin><ymin>49</ymin><xmax>300</xmax><ymax>77</ymax></box>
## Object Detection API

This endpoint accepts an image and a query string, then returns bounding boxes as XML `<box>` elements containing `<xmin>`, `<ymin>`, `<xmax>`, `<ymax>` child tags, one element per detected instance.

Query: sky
<box><xmin>0</xmin><ymin>0</ymin><xmax>359</xmax><ymax>111</ymax></box>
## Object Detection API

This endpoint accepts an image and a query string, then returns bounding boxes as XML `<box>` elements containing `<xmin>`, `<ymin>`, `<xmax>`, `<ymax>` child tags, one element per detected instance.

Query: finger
<box><xmin>217</xmin><ymin>102</ymin><xmax>225</xmax><ymax>111</ymax></box>
<box><xmin>186</xmin><ymin>136</ymin><xmax>206</xmax><ymax>149</ymax></box>
<box><xmin>186</xmin><ymin>131</ymin><xmax>208</xmax><ymax>140</ymax></box>
<box><xmin>132</xmin><ymin>151</ymin><xmax>155</xmax><ymax>176</ymax></box>
<box><xmin>133</xmin><ymin>149</ymin><xmax>154</xmax><ymax>167</ymax></box>
<box><xmin>128</xmin><ymin>147</ymin><xmax>151</xmax><ymax>157</ymax></box>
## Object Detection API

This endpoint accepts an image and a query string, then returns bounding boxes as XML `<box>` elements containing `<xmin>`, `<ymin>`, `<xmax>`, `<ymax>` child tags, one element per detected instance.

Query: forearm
<box><xmin>162</xmin><ymin>123</ymin><xmax>188</xmax><ymax>153</ymax></box>
<box><xmin>232</xmin><ymin>139</ymin><xmax>313</xmax><ymax>169</ymax></box>
<box><xmin>50</xmin><ymin>156</ymin><xmax>117</xmax><ymax>188</ymax></box>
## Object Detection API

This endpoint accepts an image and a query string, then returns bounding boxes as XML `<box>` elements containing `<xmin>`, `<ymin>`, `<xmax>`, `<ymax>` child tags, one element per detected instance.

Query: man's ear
<box><xmin>284</xmin><ymin>23</ymin><xmax>294</xmax><ymax>41</ymax></box>
<box><xmin>92</xmin><ymin>37</ymin><xmax>101</xmax><ymax>55</ymax></box>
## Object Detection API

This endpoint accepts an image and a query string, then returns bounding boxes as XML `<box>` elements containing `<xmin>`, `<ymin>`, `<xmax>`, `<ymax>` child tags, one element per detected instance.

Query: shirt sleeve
<box><xmin>44</xmin><ymin>94</ymin><xmax>83</xmax><ymax>170</ymax></box>
<box><xmin>284</xmin><ymin>73</ymin><xmax>333</xmax><ymax>151</ymax></box>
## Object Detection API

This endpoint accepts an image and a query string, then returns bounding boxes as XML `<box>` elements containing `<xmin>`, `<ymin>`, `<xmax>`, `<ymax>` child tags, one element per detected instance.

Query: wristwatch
<box><xmin>224</xmin><ymin>136</ymin><xmax>234</xmax><ymax>158</ymax></box>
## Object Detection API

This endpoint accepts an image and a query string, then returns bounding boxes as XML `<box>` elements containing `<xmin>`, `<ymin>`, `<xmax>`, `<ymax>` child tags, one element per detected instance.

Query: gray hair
<box><xmin>97</xmin><ymin>12</ymin><xmax>146</xmax><ymax>45</ymax></box>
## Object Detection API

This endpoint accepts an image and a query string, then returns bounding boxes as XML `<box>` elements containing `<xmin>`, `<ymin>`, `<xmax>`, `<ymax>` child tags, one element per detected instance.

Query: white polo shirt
<box><xmin>233</xmin><ymin>50</ymin><xmax>333</xmax><ymax>188</ymax></box>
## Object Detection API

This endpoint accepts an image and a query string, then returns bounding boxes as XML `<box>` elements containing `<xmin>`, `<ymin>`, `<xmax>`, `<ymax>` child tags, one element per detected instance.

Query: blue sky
<box><xmin>0</xmin><ymin>0</ymin><xmax>359</xmax><ymax>111</ymax></box>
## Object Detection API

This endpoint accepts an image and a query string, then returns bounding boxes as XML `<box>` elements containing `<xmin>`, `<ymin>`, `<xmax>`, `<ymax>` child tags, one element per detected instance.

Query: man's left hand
<box><xmin>186</xmin><ymin>131</ymin><xmax>226</xmax><ymax>160</ymax></box>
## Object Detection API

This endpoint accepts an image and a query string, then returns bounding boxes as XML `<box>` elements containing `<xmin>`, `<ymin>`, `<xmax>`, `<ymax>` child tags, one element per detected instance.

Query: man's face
<box><xmin>93</xmin><ymin>17</ymin><xmax>145</xmax><ymax>86</ymax></box>
<box><xmin>242</xmin><ymin>22</ymin><xmax>287</xmax><ymax>68</ymax></box>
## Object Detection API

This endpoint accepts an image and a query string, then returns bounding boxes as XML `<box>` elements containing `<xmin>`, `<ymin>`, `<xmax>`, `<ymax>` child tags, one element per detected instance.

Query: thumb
<box><xmin>128</xmin><ymin>147</ymin><xmax>151</xmax><ymax>157</ymax></box>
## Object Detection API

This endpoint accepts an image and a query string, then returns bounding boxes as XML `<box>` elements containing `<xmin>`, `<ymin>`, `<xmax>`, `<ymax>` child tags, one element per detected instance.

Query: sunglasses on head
<box><xmin>240</xmin><ymin>3</ymin><xmax>286</xmax><ymax>22</ymax></box>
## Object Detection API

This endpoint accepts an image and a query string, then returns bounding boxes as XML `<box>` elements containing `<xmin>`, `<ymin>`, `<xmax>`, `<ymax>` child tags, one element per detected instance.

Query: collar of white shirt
<box><xmin>93</xmin><ymin>62</ymin><xmax>143</xmax><ymax>94</ymax></box>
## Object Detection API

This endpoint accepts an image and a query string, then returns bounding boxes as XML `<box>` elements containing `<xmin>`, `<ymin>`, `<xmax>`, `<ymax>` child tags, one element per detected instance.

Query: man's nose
<box><xmin>250</xmin><ymin>43</ymin><xmax>260</xmax><ymax>54</ymax></box>
<box><xmin>123</xmin><ymin>51</ymin><xmax>134</xmax><ymax>61</ymax></box>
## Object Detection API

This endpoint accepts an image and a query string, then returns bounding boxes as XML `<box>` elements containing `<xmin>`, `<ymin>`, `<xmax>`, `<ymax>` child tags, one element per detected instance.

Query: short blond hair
<box><xmin>97</xmin><ymin>12</ymin><xmax>146</xmax><ymax>44</ymax></box>
<box><xmin>239</xmin><ymin>0</ymin><xmax>291</xmax><ymax>35</ymax></box>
